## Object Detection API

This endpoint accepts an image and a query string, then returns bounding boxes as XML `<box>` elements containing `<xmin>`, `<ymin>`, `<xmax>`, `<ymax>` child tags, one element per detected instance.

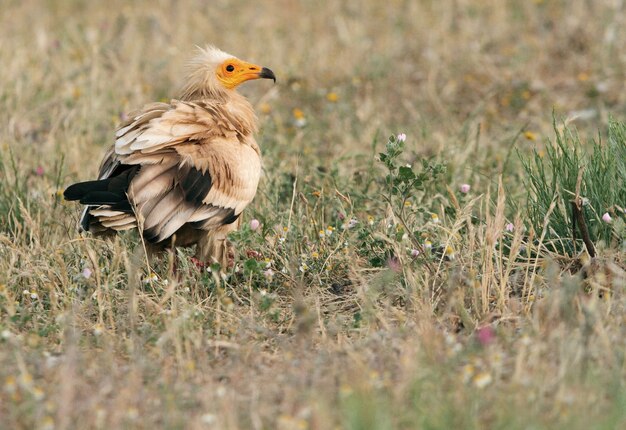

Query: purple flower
<box><xmin>82</xmin><ymin>268</ymin><xmax>93</xmax><ymax>279</ymax></box>
<box><xmin>476</xmin><ymin>326</ymin><xmax>495</xmax><ymax>346</ymax></box>
<box><xmin>250</xmin><ymin>219</ymin><xmax>261</xmax><ymax>231</ymax></box>
<box><xmin>396</xmin><ymin>133</ymin><xmax>407</xmax><ymax>142</ymax></box>
<box><xmin>387</xmin><ymin>257</ymin><xmax>401</xmax><ymax>272</ymax></box>
<box><xmin>505</xmin><ymin>223</ymin><xmax>514</xmax><ymax>232</ymax></box>
<box><xmin>459</xmin><ymin>184</ymin><xmax>470</xmax><ymax>193</ymax></box>
<box><xmin>411</xmin><ymin>249</ymin><xmax>420</xmax><ymax>257</ymax></box>
<box><xmin>602</xmin><ymin>212</ymin><xmax>612</xmax><ymax>223</ymax></box>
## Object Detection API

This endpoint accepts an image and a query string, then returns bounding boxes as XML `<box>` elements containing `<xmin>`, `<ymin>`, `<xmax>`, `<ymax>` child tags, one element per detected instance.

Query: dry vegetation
<box><xmin>1</xmin><ymin>0</ymin><xmax>626</xmax><ymax>429</ymax></box>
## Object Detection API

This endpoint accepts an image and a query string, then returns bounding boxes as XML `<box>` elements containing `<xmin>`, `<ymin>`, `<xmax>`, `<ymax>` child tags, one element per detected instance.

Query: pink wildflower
<box><xmin>387</xmin><ymin>257</ymin><xmax>401</xmax><ymax>272</ymax></box>
<box><xmin>602</xmin><ymin>212</ymin><xmax>612</xmax><ymax>223</ymax></box>
<box><xmin>459</xmin><ymin>184</ymin><xmax>470</xmax><ymax>193</ymax></box>
<box><xmin>396</xmin><ymin>133</ymin><xmax>406</xmax><ymax>142</ymax></box>
<box><xmin>476</xmin><ymin>326</ymin><xmax>495</xmax><ymax>346</ymax></box>
<box><xmin>250</xmin><ymin>219</ymin><xmax>261</xmax><ymax>231</ymax></box>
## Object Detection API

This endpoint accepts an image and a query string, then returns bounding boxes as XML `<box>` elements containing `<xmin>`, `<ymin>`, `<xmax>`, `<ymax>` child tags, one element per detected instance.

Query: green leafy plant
<box><xmin>379</xmin><ymin>134</ymin><xmax>446</xmax><ymax>208</ymax></box>
<box><xmin>521</xmin><ymin>118</ymin><xmax>626</xmax><ymax>256</ymax></box>
<box><xmin>377</xmin><ymin>134</ymin><xmax>447</xmax><ymax>266</ymax></box>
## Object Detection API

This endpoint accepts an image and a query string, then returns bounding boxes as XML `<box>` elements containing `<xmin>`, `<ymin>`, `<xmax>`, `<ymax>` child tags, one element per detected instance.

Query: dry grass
<box><xmin>1</xmin><ymin>0</ymin><xmax>625</xmax><ymax>429</ymax></box>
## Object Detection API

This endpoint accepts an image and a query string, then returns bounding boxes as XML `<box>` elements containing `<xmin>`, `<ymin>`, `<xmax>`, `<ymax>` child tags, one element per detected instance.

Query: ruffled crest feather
<box><xmin>179</xmin><ymin>45</ymin><xmax>235</xmax><ymax>101</ymax></box>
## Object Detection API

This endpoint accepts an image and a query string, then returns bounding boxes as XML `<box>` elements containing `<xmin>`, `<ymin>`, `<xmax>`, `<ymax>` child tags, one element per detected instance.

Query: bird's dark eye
<box><xmin>226</xmin><ymin>64</ymin><xmax>235</xmax><ymax>72</ymax></box>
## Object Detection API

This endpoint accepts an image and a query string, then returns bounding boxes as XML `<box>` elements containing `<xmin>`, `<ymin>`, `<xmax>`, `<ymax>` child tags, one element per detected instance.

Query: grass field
<box><xmin>1</xmin><ymin>0</ymin><xmax>625</xmax><ymax>428</ymax></box>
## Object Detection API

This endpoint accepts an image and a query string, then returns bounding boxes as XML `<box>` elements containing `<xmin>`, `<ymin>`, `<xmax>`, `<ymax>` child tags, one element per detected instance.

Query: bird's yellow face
<box><xmin>216</xmin><ymin>58</ymin><xmax>276</xmax><ymax>89</ymax></box>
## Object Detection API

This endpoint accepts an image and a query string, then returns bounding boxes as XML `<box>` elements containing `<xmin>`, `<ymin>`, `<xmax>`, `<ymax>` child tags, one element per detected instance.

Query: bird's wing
<box><xmin>67</xmin><ymin>99</ymin><xmax>262</xmax><ymax>242</ymax></box>
<box><xmin>114</xmin><ymin>100</ymin><xmax>248</xmax><ymax>155</ymax></box>
<box><xmin>114</xmin><ymin>99</ymin><xmax>261</xmax><ymax>243</ymax></box>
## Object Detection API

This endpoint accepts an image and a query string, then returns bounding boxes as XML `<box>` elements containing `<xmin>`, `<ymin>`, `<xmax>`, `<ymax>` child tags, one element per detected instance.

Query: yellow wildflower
<box><xmin>293</xmin><ymin>108</ymin><xmax>305</xmax><ymax>119</ymax></box>
<box><xmin>524</xmin><ymin>131</ymin><xmax>537</xmax><ymax>141</ymax></box>
<box><xmin>259</xmin><ymin>102</ymin><xmax>272</xmax><ymax>114</ymax></box>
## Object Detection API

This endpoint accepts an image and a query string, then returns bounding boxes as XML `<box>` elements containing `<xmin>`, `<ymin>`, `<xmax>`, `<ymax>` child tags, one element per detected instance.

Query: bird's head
<box><xmin>180</xmin><ymin>46</ymin><xmax>275</xmax><ymax>100</ymax></box>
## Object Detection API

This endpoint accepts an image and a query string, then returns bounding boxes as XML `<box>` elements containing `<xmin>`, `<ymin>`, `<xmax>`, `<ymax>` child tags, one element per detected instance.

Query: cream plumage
<box><xmin>64</xmin><ymin>46</ymin><xmax>275</xmax><ymax>267</ymax></box>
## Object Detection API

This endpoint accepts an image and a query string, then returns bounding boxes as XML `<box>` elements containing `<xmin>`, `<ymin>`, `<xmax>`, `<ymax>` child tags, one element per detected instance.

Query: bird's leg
<box><xmin>195</xmin><ymin>224</ymin><xmax>239</xmax><ymax>272</ymax></box>
<box><xmin>224</xmin><ymin>238</ymin><xmax>236</xmax><ymax>268</ymax></box>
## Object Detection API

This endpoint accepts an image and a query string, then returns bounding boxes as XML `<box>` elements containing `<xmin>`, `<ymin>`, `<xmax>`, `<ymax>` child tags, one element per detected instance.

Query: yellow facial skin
<box><xmin>216</xmin><ymin>58</ymin><xmax>276</xmax><ymax>89</ymax></box>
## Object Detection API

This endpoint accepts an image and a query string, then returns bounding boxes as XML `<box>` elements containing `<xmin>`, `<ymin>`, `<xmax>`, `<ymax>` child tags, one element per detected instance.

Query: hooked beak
<box><xmin>258</xmin><ymin>67</ymin><xmax>276</xmax><ymax>83</ymax></box>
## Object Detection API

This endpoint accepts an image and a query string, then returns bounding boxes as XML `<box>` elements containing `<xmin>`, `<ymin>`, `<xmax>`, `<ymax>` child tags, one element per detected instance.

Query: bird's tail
<box><xmin>63</xmin><ymin>166</ymin><xmax>139</xmax><ymax>232</ymax></box>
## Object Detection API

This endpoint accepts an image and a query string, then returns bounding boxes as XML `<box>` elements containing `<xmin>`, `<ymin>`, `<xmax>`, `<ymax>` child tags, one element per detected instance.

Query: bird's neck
<box><xmin>224</xmin><ymin>91</ymin><xmax>258</xmax><ymax>138</ymax></box>
<box><xmin>179</xmin><ymin>86</ymin><xmax>258</xmax><ymax>139</ymax></box>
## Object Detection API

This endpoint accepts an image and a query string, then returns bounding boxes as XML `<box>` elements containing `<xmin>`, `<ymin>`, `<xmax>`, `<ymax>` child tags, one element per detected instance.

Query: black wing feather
<box><xmin>64</xmin><ymin>165</ymin><xmax>139</xmax><ymax>208</ymax></box>
<box><xmin>178</xmin><ymin>166</ymin><xmax>212</xmax><ymax>204</ymax></box>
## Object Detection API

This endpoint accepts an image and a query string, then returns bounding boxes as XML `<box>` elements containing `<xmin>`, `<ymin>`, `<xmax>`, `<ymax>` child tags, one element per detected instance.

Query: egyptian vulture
<box><xmin>64</xmin><ymin>46</ymin><xmax>275</xmax><ymax>268</ymax></box>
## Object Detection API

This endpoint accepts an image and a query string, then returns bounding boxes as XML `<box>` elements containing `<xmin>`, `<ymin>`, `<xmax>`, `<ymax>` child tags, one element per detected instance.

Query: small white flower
<box><xmin>411</xmin><ymin>249</ymin><xmax>420</xmax><ymax>257</ymax></box>
<box><xmin>82</xmin><ymin>267</ymin><xmax>93</xmax><ymax>279</ymax></box>
<box><xmin>93</xmin><ymin>324</ymin><xmax>103</xmax><ymax>336</ymax></box>
<box><xmin>143</xmin><ymin>273</ymin><xmax>158</xmax><ymax>283</ymax></box>
<box><xmin>126</xmin><ymin>407</ymin><xmax>139</xmax><ymax>420</ymax></box>
<box><xmin>201</xmin><ymin>413</ymin><xmax>217</xmax><ymax>425</ymax></box>
<box><xmin>505</xmin><ymin>223</ymin><xmax>514</xmax><ymax>232</ymax></box>
<box><xmin>32</xmin><ymin>386</ymin><xmax>45</xmax><ymax>400</ymax></box>
<box><xmin>30</xmin><ymin>292</ymin><xmax>39</xmax><ymax>300</ymax></box>
<box><xmin>473</xmin><ymin>371</ymin><xmax>492</xmax><ymax>389</ymax></box>
<box><xmin>397</xmin><ymin>133</ymin><xmax>406</xmax><ymax>142</ymax></box>
<box><xmin>40</xmin><ymin>417</ymin><xmax>54</xmax><ymax>430</ymax></box>
<box><xmin>461</xmin><ymin>364</ymin><xmax>474</xmax><ymax>383</ymax></box>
